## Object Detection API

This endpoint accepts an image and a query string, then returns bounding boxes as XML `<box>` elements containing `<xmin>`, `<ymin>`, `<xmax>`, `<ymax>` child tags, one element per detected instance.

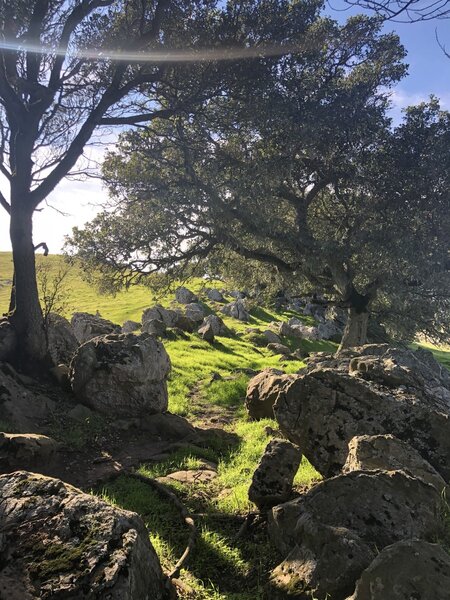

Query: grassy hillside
<box><xmin>2</xmin><ymin>252</ymin><xmax>449</xmax><ymax>599</ymax></box>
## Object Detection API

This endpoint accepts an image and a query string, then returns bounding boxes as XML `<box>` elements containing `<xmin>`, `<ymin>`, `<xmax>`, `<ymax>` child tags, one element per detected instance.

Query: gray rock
<box><xmin>142</xmin><ymin>304</ymin><xmax>179</xmax><ymax>328</ymax></box>
<box><xmin>174</xmin><ymin>314</ymin><xmax>196</xmax><ymax>332</ymax></box>
<box><xmin>267</xmin><ymin>343</ymin><xmax>291</xmax><ymax>356</ymax></box>
<box><xmin>139</xmin><ymin>412</ymin><xmax>197</xmax><ymax>440</ymax></box>
<box><xmin>229</xmin><ymin>290</ymin><xmax>246</xmax><ymax>299</ymax></box>
<box><xmin>201</xmin><ymin>314</ymin><xmax>228</xmax><ymax>336</ymax></box>
<box><xmin>205</xmin><ymin>288</ymin><xmax>225</xmax><ymax>302</ymax></box>
<box><xmin>303</xmin><ymin>302</ymin><xmax>327</xmax><ymax>322</ymax></box>
<box><xmin>270</xmin><ymin>518</ymin><xmax>375</xmax><ymax>600</ymax></box>
<box><xmin>269</xmin><ymin>470</ymin><xmax>442</xmax><ymax>599</ymax></box>
<box><xmin>245</xmin><ymin>370</ymin><xmax>293</xmax><ymax>420</ymax></box>
<box><xmin>317</xmin><ymin>319</ymin><xmax>342</xmax><ymax>341</ymax></box>
<box><xmin>121</xmin><ymin>320</ymin><xmax>141</xmax><ymax>334</ymax></box>
<box><xmin>70</xmin><ymin>333</ymin><xmax>171</xmax><ymax>417</ymax></box>
<box><xmin>46</xmin><ymin>313</ymin><xmax>78</xmax><ymax>365</ymax></box>
<box><xmin>141</xmin><ymin>318</ymin><xmax>167</xmax><ymax>337</ymax></box>
<box><xmin>185</xmin><ymin>302</ymin><xmax>206</xmax><ymax>322</ymax></box>
<box><xmin>263</xmin><ymin>329</ymin><xmax>281</xmax><ymax>344</ymax></box>
<box><xmin>274</xmin><ymin>345</ymin><xmax>450</xmax><ymax>479</ymax></box>
<box><xmin>0</xmin><ymin>433</ymin><xmax>59</xmax><ymax>474</ymax></box>
<box><xmin>198</xmin><ymin>322</ymin><xmax>215</xmax><ymax>343</ymax></box>
<box><xmin>249</xmin><ymin>439</ymin><xmax>302</xmax><ymax>509</ymax></box>
<box><xmin>343</xmin><ymin>434</ymin><xmax>447</xmax><ymax>492</ymax></box>
<box><xmin>221</xmin><ymin>299</ymin><xmax>249</xmax><ymax>322</ymax></box>
<box><xmin>0</xmin><ymin>366</ymin><xmax>56</xmax><ymax>432</ymax></box>
<box><xmin>346</xmin><ymin>540</ymin><xmax>450</xmax><ymax>600</ymax></box>
<box><xmin>0</xmin><ymin>471</ymin><xmax>166</xmax><ymax>599</ymax></box>
<box><xmin>71</xmin><ymin>312</ymin><xmax>120</xmax><ymax>344</ymax></box>
<box><xmin>175</xmin><ymin>286</ymin><xmax>198</xmax><ymax>304</ymax></box>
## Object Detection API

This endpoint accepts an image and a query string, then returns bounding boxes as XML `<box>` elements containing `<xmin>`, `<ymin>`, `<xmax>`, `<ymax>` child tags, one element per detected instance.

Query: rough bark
<box><xmin>8</xmin><ymin>200</ymin><xmax>50</xmax><ymax>370</ymax></box>
<box><xmin>338</xmin><ymin>307</ymin><xmax>369</xmax><ymax>352</ymax></box>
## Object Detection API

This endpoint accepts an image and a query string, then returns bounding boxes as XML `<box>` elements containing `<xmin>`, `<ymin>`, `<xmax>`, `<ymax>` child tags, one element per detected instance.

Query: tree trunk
<box><xmin>337</xmin><ymin>307</ymin><xmax>369</xmax><ymax>353</ymax></box>
<box><xmin>9</xmin><ymin>202</ymin><xmax>50</xmax><ymax>371</ymax></box>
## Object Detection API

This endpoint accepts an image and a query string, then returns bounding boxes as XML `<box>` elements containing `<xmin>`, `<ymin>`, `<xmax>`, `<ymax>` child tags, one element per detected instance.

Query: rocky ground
<box><xmin>1</xmin><ymin>283</ymin><xmax>450</xmax><ymax>599</ymax></box>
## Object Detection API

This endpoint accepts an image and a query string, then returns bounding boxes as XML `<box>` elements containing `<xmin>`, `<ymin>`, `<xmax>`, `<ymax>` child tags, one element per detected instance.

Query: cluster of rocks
<box><xmin>246</xmin><ymin>344</ymin><xmax>450</xmax><ymax>599</ymax></box>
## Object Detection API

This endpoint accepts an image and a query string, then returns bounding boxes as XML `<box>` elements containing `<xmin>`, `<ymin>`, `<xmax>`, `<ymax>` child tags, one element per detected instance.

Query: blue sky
<box><xmin>1</xmin><ymin>5</ymin><xmax>449</xmax><ymax>252</ymax></box>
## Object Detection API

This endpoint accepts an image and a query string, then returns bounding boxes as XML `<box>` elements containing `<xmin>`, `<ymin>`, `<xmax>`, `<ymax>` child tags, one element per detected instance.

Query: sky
<box><xmin>0</xmin><ymin>4</ymin><xmax>449</xmax><ymax>253</ymax></box>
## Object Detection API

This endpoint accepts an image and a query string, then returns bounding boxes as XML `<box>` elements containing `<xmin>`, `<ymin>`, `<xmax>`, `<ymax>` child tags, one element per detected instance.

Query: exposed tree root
<box><xmin>102</xmin><ymin>468</ymin><xmax>197</xmax><ymax>580</ymax></box>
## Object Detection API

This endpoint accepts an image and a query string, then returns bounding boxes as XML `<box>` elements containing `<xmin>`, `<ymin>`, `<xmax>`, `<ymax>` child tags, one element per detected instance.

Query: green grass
<box><xmin>5</xmin><ymin>252</ymin><xmax>450</xmax><ymax>598</ymax></box>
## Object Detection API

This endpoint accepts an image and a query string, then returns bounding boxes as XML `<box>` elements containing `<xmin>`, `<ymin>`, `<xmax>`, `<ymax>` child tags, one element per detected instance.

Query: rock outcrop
<box><xmin>142</xmin><ymin>304</ymin><xmax>179</xmax><ymax>328</ymax></box>
<box><xmin>0</xmin><ymin>365</ymin><xmax>56</xmax><ymax>432</ymax></box>
<box><xmin>274</xmin><ymin>345</ymin><xmax>450</xmax><ymax>479</ymax></box>
<box><xmin>221</xmin><ymin>299</ymin><xmax>249</xmax><ymax>322</ymax></box>
<box><xmin>185</xmin><ymin>302</ymin><xmax>205</xmax><ymax>322</ymax></box>
<box><xmin>268</xmin><ymin>470</ymin><xmax>443</xmax><ymax>599</ymax></box>
<box><xmin>175</xmin><ymin>286</ymin><xmax>198</xmax><ymax>304</ymax></box>
<box><xmin>121</xmin><ymin>320</ymin><xmax>141</xmax><ymax>334</ymax></box>
<box><xmin>0</xmin><ymin>471</ymin><xmax>166</xmax><ymax>599</ymax></box>
<box><xmin>198</xmin><ymin>322</ymin><xmax>215</xmax><ymax>343</ymax></box>
<box><xmin>343</xmin><ymin>434</ymin><xmax>446</xmax><ymax>491</ymax></box>
<box><xmin>71</xmin><ymin>312</ymin><xmax>120</xmax><ymax>344</ymax></box>
<box><xmin>249</xmin><ymin>439</ymin><xmax>302</xmax><ymax>509</ymax></box>
<box><xmin>205</xmin><ymin>288</ymin><xmax>225</xmax><ymax>302</ymax></box>
<box><xmin>0</xmin><ymin>433</ymin><xmax>59</xmax><ymax>474</ymax></box>
<box><xmin>346</xmin><ymin>540</ymin><xmax>450</xmax><ymax>600</ymax></box>
<box><xmin>46</xmin><ymin>313</ymin><xmax>78</xmax><ymax>365</ymax></box>
<box><xmin>70</xmin><ymin>333</ymin><xmax>171</xmax><ymax>417</ymax></box>
<box><xmin>245</xmin><ymin>370</ymin><xmax>292</xmax><ymax>420</ymax></box>
<box><xmin>201</xmin><ymin>314</ymin><xmax>228</xmax><ymax>336</ymax></box>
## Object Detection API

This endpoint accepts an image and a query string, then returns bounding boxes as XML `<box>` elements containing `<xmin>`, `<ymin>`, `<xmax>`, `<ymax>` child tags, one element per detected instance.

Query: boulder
<box><xmin>46</xmin><ymin>313</ymin><xmax>78</xmax><ymax>365</ymax></box>
<box><xmin>346</xmin><ymin>540</ymin><xmax>450</xmax><ymax>600</ymax></box>
<box><xmin>269</xmin><ymin>470</ymin><xmax>443</xmax><ymax>599</ymax></box>
<box><xmin>0</xmin><ymin>433</ymin><xmax>59</xmax><ymax>474</ymax></box>
<box><xmin>343</xmin><ymin>434</ymin><xmax>446</xmax><ymax>492</ymax></box>
<box><xmin>263</xmin><ymin>329</ymin><xmax>281</xmax><ymax>344</ymax></box>
<box><xmin>142</xmin><ymin>304</ymin><xmax>179</xmax><ymax>328</ymax></box>
<box><xmin>173</xmin><ymin>314</ymin><xmax>196</xmax><ymax>333</ymax></box>
<box><xmin>245</xmin><ymin>370</ymin><xmax>293</xmax><ymax>420</ymax></box>
<box><xmin>141</xmin><ymin>318</ymin><xmax>167</xmax><ymax>337</ymax></box>
<box><xmin>317</xmin><ymin>319</ymin><xmax>342</xmax><ymax>341</ymax></box>
<box><xmin>205</xmin><ymin>288</ymin><xmax>225</xmax><ymax>302</ymax></box>
<box><xmin>0</xmin><ymin>471</ymin><xmax>166</xmax><ymax>599</ymax></box>
<box><xmin>175</xmin><ymin>286</ymin><xmax>198</xmax><ymax>304</ymax></box>
<box><xmin>121</xmin><ymin>320</ymin><xmax>141</xmax><ymax>334</ymax></box>
<box><xmin>221</xmin><ymin>299</ymin><xmax>249</xmax><ymax>322</ymax></box>
<box><xmin>70</xmin><ymin>333</ymin><xmax>171</xmax><ymax>417</ymax></box>
<box><xmin>0</xmin><ymin>366</ymin><xmax>56</xmax><ymax>432</ymax></box>
<box><xmin>184</xmin><ymin>302</ymin><xmax>205</xmax><ymax>323</ymax></box>
<box><xmin>229</xmin><ymin>290</ymin><xmax>246</xmax><ymax>299</ymax></box>
<box><xmin>201</xmin><ymin>314</ymin><xmax>228</xmax><ymax>336</ymax></box>
<box><xmin>303</xmin><ymin>301</ymin><xmax>327</xmax><ymax>322</ymax></box>
<box><xmin>267</xmin><ymin>343</ymin><xmax>291</xmax><ymax>356</ymax></box>
<box><xmin>0</xmin><ymin>319</ymin><xmax>17</xmax><ymax>361</ymax></box>
<box><xmin>71</xmin><ymin>312</ymin><xmax>120</xmax><ymax>344</ymax></box>
<box><xmin>274</xmin><ymin>345</ymin><xmax>450</xmax><ymax>479</ymax></box>
<box><xmin>249</xmin><ymin>439</ymin><xmax>302</xmax><ymax>509</ymax></box>
<box><xmin>270</xmin><ymin>519</ymin><xmax>375</xmax><ymax>600</ymax></box>
<box><xmin>198</xmin><ymin>322</ymin><xmax>215</xmax><ymax>343</ymax></box>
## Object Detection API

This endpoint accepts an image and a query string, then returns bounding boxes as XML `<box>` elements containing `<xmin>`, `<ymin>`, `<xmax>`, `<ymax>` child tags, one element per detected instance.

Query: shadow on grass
<box><xmin>99</xmin><ymin>473</ymin><xmax>277</xmax><ymax>599</ymax></box>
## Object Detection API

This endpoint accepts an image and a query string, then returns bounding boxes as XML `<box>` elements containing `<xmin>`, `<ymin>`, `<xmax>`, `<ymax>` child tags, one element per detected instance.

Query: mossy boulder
<box><xmin>0</xmin><ymin>471</ymin><xmax>166</xmax><ymax>599</ymax></box>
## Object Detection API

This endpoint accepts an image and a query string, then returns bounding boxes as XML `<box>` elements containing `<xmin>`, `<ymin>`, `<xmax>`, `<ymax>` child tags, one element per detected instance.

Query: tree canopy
<box><xmin>67</xmin><ymin>13</ymin><xmax>450</xmax><ymax>348</ymax></box>
<box><xmin>1</xmin><ymin>0</ymin><xmax>306</xmax><ymax>368</ymax></box>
